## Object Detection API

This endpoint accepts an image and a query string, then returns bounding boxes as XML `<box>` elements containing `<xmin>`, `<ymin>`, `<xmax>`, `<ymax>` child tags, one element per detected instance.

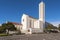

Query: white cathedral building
<box><xmin>20</xmin><ymin>1</ymin><xmax>45</xmax><ymax>34</ymax></box>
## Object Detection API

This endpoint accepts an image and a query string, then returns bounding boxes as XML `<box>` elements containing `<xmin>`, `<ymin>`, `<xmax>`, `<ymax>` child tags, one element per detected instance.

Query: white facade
<box><xmin>21</xmin><ymin>14</ymin><xmax>38</xmax><ymax>34</ymax></box>
<box><xmin>14</xmin><ymin>24</ymin><xmax>22</xmax><ymax>31</ymax></box>
<box><xmin>39</xmin><ymin>1</ymin><xmax>45</xmax><ymax>21</ymax></box>
<box><xmin>39</xmin><ymin>1</ymin><xmax>45</xmax><ymax>32</ymax></box>
<box><xmin>21</xmin><ymin>1</ymin><xmax>45</xmax><ymax>34</ymax></box>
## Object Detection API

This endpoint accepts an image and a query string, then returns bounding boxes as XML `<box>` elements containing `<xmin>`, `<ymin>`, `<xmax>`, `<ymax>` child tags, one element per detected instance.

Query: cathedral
<box><xmin>20</xmin><ymin>1</ymin><xmax>45</xmax><ymax>34</ymax></box>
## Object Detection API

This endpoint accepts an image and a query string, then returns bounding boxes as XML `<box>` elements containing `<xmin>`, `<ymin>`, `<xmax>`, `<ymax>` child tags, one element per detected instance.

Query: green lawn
<box><xmin>0</xmin><ymin>34</ymin><xmax>9</xmax><ymax>36</ymax></box>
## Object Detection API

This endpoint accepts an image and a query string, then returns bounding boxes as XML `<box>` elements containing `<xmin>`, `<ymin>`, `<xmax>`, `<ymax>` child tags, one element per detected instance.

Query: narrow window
<box><xmin>23</xmin><ymin>19</ymin><xmax>24</xmax><ymax>22</ymax></box>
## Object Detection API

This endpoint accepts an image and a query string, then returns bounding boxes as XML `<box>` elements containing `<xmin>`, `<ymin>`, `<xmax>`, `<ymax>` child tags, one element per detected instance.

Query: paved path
<box><xmin>0</xmin><ymin>33</ymin><xmax>60</xmax><ymax>40</ymax></box>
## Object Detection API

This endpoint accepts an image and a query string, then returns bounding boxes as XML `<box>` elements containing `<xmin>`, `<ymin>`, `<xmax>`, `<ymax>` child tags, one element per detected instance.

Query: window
<box><xmin>28</xmin><ymin>29</ymin><xmax>30</xmax><ymax>32</ymax></box>
<box><xmin>23</xmin><ymin>19</ymin><xmax>24</xmax><ymax>22</ymax></box>
<box><xmin>30</xmin><ymin>20</ymin><xmax>31</xmax><ymax>28</ymax></box>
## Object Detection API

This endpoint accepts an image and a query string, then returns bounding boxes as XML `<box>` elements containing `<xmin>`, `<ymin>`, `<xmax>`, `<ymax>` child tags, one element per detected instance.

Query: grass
<box><xmin>0</xmin><ymin>34</ymin><xmax>8</xmax><ymax>36</ymax></box>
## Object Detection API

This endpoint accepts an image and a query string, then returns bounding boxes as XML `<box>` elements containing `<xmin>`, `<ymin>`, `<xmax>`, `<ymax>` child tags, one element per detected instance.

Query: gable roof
<box><xmin>22</xmin><ymin>14</ymin><xmax>38</xmax><ymax>19</ymax></box>
<box><xmin>11</xmin><ymin>22</ymin><xmax>22</xmax><ymax>25</ymax></box>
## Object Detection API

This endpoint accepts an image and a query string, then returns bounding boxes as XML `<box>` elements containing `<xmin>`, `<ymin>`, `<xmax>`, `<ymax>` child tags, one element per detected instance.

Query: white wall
<box><xmin>21</xmin><ymin>14</ymin><xmax>38</xmax><ymax>34</ymax></box>
<box><xmin>39</xmin><ymin>2</ymin><xmax>45</xmax><ymax>32</ymax></box>
<box><xmin>34</xmin><ymin>20</ymin><xmax>40</xmax><ymax>28</ymax></box>
<box><xmin>14</xmin><ymin>24</ymin><xmax>22</xmax><ymax>31</ymax></box>
<box><xmin>21</xmin><ymin>14</ymin><xmax>29</xmax><ymax>33</ymax></box>
<box><xmin>39</xmin><ymin>2</ymin><xmax>45</xmax><ymax>21</ymax></box>
<box><xmin>21</xmin><ymin>14</ymin><xmax>28</xmax><ymax>29</ymax></box>
<box><xmin>29</xmin><ymin>17</ymin><xmax>38</xmax><ymax>28</ymax></box>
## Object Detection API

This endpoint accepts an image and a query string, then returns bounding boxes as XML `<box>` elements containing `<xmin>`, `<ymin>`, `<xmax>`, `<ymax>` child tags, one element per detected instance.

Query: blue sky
<box><xmin>0</xmin><ymin>0</ymin><xmax>60</xmax><ymax>26</ymax></box>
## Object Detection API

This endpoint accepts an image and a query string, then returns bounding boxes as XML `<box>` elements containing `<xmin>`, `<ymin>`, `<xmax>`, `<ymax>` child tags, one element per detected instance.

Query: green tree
<box><xmin>58</xmin><ymin>24</ymin><xmax>60</xmax><ymax>30</ymax></box>
<box><xmin>0</xmin><ymin>26</ymin><xmax>6</xmax><ymax>33</ymax></box>
<box><xmin>2</xmin><ymin>22</ymin><xmax>17</xmax><ymax>34</ymax></box>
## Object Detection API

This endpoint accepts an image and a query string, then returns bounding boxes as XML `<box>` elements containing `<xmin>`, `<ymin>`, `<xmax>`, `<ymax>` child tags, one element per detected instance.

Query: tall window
<box><xmin>23</xmin><ymin>19</ymin><xmax>24</xmax><ymax>22</ymax></box>
<box><xmin>30</xmin><ymin>20</ymin><xmax>31</xmax><ymax>28</ymax></box>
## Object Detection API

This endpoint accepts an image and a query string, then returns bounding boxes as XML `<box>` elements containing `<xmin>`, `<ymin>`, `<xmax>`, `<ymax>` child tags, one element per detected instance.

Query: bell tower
<box><xmin>39</xmin><ymin>1</ymin><xmax>45</xmax><ymax>21</ymax></box>
<box><xmin>39</xmin><ymin>1</ymin><xmax>45</xmax><ymax>32</ymax></box>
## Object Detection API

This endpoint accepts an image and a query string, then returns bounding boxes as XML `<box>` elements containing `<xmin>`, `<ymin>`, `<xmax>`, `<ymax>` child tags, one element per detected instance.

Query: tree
<box><xmin>2</xmin><ymin>22</ymin><xmax>17</xmax><ymax>34</ymax></box>
<box><xmin>58</xmin><ymin>24</ymin><xmax>60</xmax><ymax>30</ymax></box>
<box><xmin>0</xmin><ymin>26</ymin><xmax>6</xmax><ymax>33</ymax></box>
